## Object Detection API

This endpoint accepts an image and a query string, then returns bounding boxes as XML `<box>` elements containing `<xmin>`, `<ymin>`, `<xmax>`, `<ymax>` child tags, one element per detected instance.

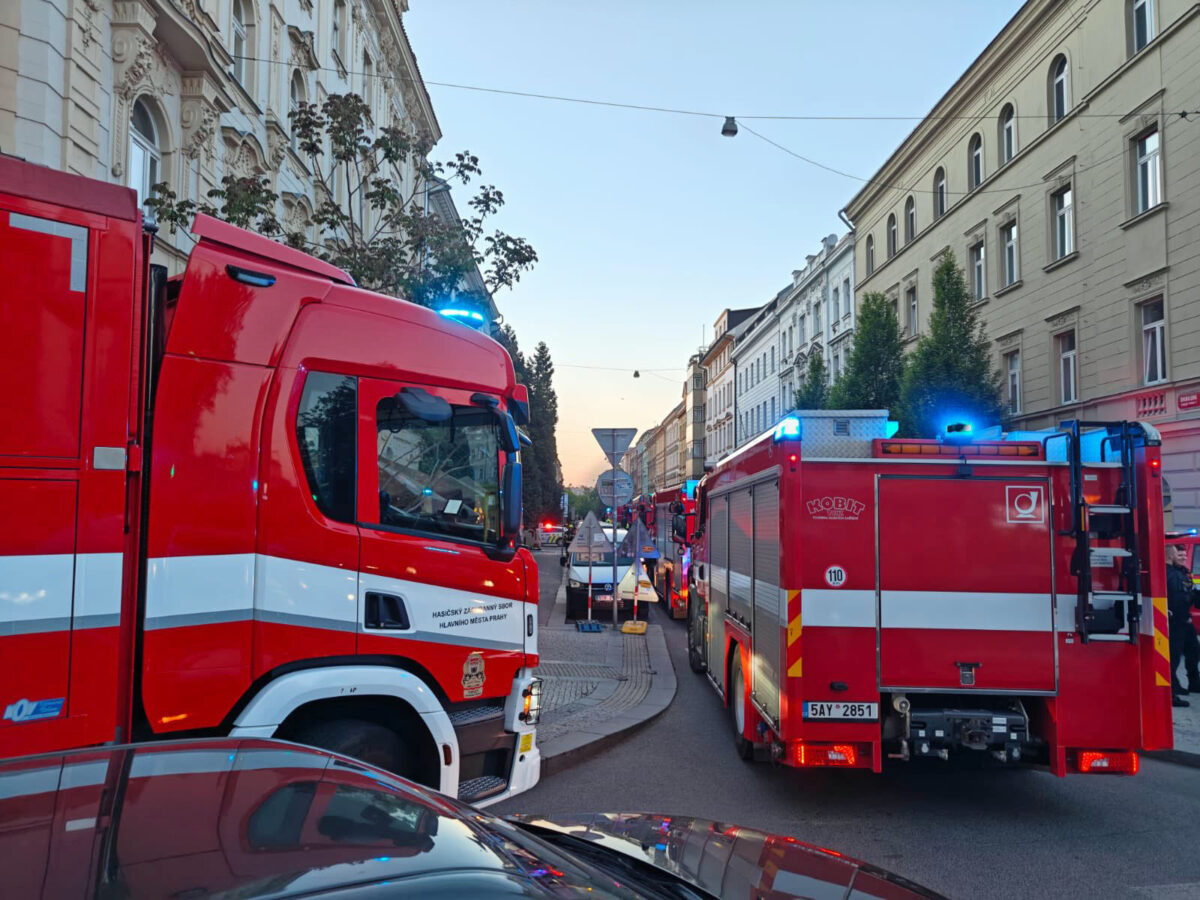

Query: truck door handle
<box><xmin>364</xmin><ymin>592</ymin><xmax>410</xmax><ymax>630</ymax></box>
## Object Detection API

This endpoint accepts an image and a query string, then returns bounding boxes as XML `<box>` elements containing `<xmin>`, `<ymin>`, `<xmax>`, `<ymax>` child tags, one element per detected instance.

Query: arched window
<box><xmin>231</xmin><ymin>0</ymin><xmax>254</xmax><ymax>88</ymax></box>
<box><xmin>1050</xmin><ymin>55</ymin><xmax>1069</xmax><ymax>123</ymax></box>
<box><xmin>999</xmin><ymin>103</ymin><xmax>1015</xmax><ymax>164</ymax></box>
<box><xmin>904</xmin><ymin>196</ymin><xmax>916</xmax><ymax>243</ymax></box>
<box><xmin>128</xmin><ymin>97</ymin><xmax>161</xmax><ymax>210</ymax></box>
<box><xmin>968</xmin><ymin>133</ymin><xmax>983</xmax><ymax>190</ymax></box>
<box><xmin>362</xmin><ymin>51</ymin><xmax>374</xmax><ymax>111</ymax></box>
<box><xmin>865</xmin><ymin>235</ymin><xmax>875</xmax><ymax>275</ymax></box>
<box><xmin>289</xmin><ymin>71</ymin><xmax>306</xmax><ymax>149</ymax></box>
<box><xmin>887</xmin><ymin>213</ymin><xmax>897</xmax><ymax>257</ymax></box>
<box><xmin>1130</xmin><ymin>0</ymin><xmax>1155</xmax><ymax>54</ymax></box>
<box><xmin>933</xmin><ymin>167</ymin><xmax>946</xmax><ymax>219</ymax></box>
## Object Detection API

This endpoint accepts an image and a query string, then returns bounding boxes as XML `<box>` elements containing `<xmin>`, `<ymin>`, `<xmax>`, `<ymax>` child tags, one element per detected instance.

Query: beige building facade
<box><xmin>1</xmin><ymin>0</ymin><xmax>438</xmax><ymax>273</ymax></box>
<box><xmin>846</xmin><ymin>0</ymin><xmax>1200</xmax><ymax>527</ymax></box>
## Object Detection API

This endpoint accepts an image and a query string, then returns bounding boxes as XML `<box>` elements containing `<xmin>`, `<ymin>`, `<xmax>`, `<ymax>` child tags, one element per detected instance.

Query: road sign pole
<box><xmin>612</xmin><ymin>456</ymin><xmax>619</xmax><ymax>628</ymax></box>
<box><xmin>588</xmin><ymin>556</ymin><xmax>593</xmax><ymax>622</ymax></box>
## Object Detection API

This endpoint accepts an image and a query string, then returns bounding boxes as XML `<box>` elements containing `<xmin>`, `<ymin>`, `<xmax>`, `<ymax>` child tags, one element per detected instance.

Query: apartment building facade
<box><xmin>700</xmin><ymin>306</ymin><xmax>758</xmax><ymax>465</ymax></box>
<box><xmin>682</xmin><ymin>352</ymin><xmax>707</xmax><ymax>480</ymax></box>
<box><xmin>2</xmin><ymin>0</ymin><xmax>438</xmax><ymax>274</ymax></box>
<box><xmin>845</xmin><ymin>0</ymin><xmax>1200</xmax><ymax>527</ymax></box>
<box><xmin>733</xmin><ymin>291</ymin><xmax>786</xmax><ymax>447</ymax></box>
<box><xmin>778</xmin><ymin>232</ymin><xmax>856</xmax><ymax>404</ymax></box>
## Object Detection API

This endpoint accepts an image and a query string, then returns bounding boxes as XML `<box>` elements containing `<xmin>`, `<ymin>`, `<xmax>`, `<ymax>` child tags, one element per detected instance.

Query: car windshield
<box><xmin>375</xmin><ymin>397</ymin><xmax>502</xmax><ymax>544</ymax></box>
<box><xmin>572</xmin><ymin>552</ymin><xmax>636</xmax><ymax>567</ymax></box>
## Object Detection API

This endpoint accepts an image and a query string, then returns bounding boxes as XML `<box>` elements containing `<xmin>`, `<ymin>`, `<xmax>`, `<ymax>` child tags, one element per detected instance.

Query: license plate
<box><xmin>803</xmin><ymin>702</ymin><xmax>878</xmax><ymax>721</ymax></box>
<box><xmin>595</xmin><ymin>595</ymin><xmax>613</xmax><ymax>604</ymax></box>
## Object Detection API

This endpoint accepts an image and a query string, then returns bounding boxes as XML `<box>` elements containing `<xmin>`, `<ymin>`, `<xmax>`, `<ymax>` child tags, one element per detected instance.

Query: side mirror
<box><xmin>559</xmin><ymin>555</ymin><xmax>568</xmax><ymax>567</ymax></box>
<box><xmin>501</xmin><ymin>456</ymin><xmax>522</xmax><ymax>536</ymax></box>
<box><xmin>672</xmin><ymin>514</ymin><xmax>687</xmax><ymax>542</ymax></box>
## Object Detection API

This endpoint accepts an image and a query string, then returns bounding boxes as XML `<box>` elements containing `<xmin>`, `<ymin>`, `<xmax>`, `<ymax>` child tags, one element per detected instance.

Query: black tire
<box><xmin>686</xmin><ymin>600</ymin><xmax>706</xmax><ymax>673</ymax></box>
<box><xmin>292</xmin><ymin>718</ymin><xmax>408</xmax><ymax>775</ymax></box>
<box><xmin>728</xmin><ymin>655</ymin><xmax>754</xmax><ymax>761</ymax></box>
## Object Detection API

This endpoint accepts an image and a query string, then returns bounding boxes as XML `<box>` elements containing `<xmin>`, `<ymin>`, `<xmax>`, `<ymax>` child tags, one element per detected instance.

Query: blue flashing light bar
<box><xmin>885</xmin><ymin>421</ymin><xmax>900</xmax><ymax>438</ymax></box>
<box><xmin>773</xmin><ymin>416</ymin><xmax>802</xmax><ymax>441</ymax></box>
<box><xmin>439</xmin><ymin>308</ymin><xmax>486</xmax><ymax>323</ymax></box>
<box><xmin>684</xmin><ymin>479</ymin><xmax>699</xmax><ymax>499</ymax></box>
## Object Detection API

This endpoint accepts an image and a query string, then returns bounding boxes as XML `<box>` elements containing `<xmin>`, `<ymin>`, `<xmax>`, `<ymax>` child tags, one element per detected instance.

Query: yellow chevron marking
<box><xmin>1155</xmin><ymin>630</ymin><xmax>1170</xmax><ymax>662</ymax></box>
<box><xmin>788</xmin><ymin>613</ymin><xmax>802</xmax><ymax>646</ymax></box>
<box><xmin>1154</xmin><ymin>596</ymin><xmax>1167</xmax><ymax>615</ymax></box>
<box><xmin>1157</xmin><ymin>673</ymin><xmax>1171</xmax><ymax>688</ymax></box>
<box><xmin>788</xmin><ymin>658</ymin><xmax>803</xmax><ymax>678</ymax></box>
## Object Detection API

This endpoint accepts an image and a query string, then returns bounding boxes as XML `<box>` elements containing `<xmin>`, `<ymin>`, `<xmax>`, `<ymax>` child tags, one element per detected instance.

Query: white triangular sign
<box><xmin>592</xmin><ymin>427</ymin><xmax>638</xmax><ymax>466</ymax></box>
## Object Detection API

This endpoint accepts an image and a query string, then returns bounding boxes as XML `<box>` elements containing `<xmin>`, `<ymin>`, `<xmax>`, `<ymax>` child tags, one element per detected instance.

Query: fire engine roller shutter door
<box><xmin>751</xmin><ymin>481</ymin><xmax>782</xmax><ymax>725</ymax></box>
<box><xmin>727</xmin><ymin>489</ymin><xmax>753</xmax><ymax>627</ymax></box>
<box><xmin>877</xmin><ymin>476</ymin><xmax>1056</xmax><ymax>693</ymax></box>
<box><xmin>707</xmin><ymin>495</ymin><xmax>729</xmax><ymax>691</ymax></box>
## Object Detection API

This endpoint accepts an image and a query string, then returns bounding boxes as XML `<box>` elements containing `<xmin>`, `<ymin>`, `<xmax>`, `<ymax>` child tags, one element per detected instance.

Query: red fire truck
<box><xmin>653</xmin><ymin>486</ymin><xmax>696</xmax><ymax>620</ymax></box>
<box><xmin>686</xmin><ymin>409</ymin><xmax>1173</xmax><ymax>775</ymax></box>
<box><xmin>0</xmin><ymin>157</ymin><xmax>542</xmax><ymax>805</ymax></box>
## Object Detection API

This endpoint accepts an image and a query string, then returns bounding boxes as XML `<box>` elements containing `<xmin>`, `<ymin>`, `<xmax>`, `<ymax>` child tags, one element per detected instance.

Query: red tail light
<box><xmin>792</xmin><ymin>742</ymin><xmax>859</xmax><ymax>767</ymax></box>
<box><xmin>1074</xmin><ymin>750</ymin><xmax>1139</xmax><ymax>775</ymax></box>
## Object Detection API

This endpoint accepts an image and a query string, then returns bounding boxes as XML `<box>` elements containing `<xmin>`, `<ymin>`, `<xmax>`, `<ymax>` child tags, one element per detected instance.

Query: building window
<box><xmin>128</xmin><ymin>98</ymin><xmax>161</xmax><ymax>210</ymax></box>
<box><xmin>904</xmin><ymin>196</ymin><xmax>916</xmax><ymax>243</ymax></box>
<box><xmin>999</xmin><ymin>104</ymin><xmax>1015</xmax><ymax>164</ymax></box>
<box><xmin>1006</xmin><ymin>350</ymin><xmax>1021</xmax><ymax>414</ymax></box>
<box><xmin>333</xmin><ymin>0</ymin><xmax>347</xmax><ymax>60</ymax></box>
<box><xmin>865</xmin><ymin>235</ymin><xmax>875</xmax><ymax>274</ymax></box>
<box><xmin>933</xmin><ymin>167</ymin><xmax>946</xmax><ymax>218</ymax></box>
<box><xmin>1058</xmin><ymin>331</ymin><xmax>1077</xmax><ymax>403</ymax></box>
<box><xmin>770</xmin><ymin>346</ymin><xmax>775</xmax><ymax>373</ymax></box>
<box><xmin>887</xmin><ymin>213</ymin><xmax>897</xmax><ymax>257</ymax></box>
<box><xmin>1134</xmin><ymin>128</ymin><xmax>1161</xmax><ymax>214</ymax></box>
<box><xmin>831</xmin><ymin>351</ymin><xmax>840</xmax><ymax>381</ymax></box>
<box><xmin>832</xmin><ymin>287</ymin><xmax>840</xmax><ymax>320</ymax></box>
<box><xmin>799</xmin><ymin>314</ymin><xmax>806</xmax><ymax>342</ymax></box>
<box><xmin>813</xmin><ymin>301</ymin><xmax>822</xmax><ymax>334</ymax></box>
<box><xmin>770</xmin><ymin>397</ymin><xmax>776</xmax><ymax>422</ymax></box>
<box><xmin>1131</xmin><ymin>0</ymin><xmax>1155</xmax><ymax>53</ymax></box>
<box><xmin>968</xmin><ymin>134</ymin><xmax>984</xmax><ymax>190</ymax></box>
<box><xmin>1142</xmin><ymin>298</ymin><xmax>1166</xmax><ymax>384</ymax></box>
<box><xmin>362</xmin><ymin>51</ymin><xmax>374</xmax><ymax>112</ymax></box>
<box><xmin>289</xmin><ymin>71</ymin><xmax>307</xmax><ymax>149</ymax></box>
<box><xmin>906</xmin><ymin>286</ymin><xmax>917</xmax><ymax>337</ymax></box>
<box><xmin>231</xmin><ymin>0</ymin><xmax>250</xmax><ymax>85</ymax></box>
<box><xmin>1052</xmin><ymin>186</ymin><xmax>1074</xmax><ymax>259</ymax></box>
<box><xmin>843</xmin><ymin>278</ymin><xmax>851</xmax><ymax>316</ymax></box>
<box><xmin>1050</xmin><ymin>55</ymin><xmax>1069</xmax><ymax>123</ymax></box>
<box><xmin>970</xmin><ymin>240</ymin><xmax>986</xmax><ymax>300</ymax></box>
<box><xmin>1001</xmin><ymin>221</ymin><xmax>1018</xmax><ymax>287</ymax></box>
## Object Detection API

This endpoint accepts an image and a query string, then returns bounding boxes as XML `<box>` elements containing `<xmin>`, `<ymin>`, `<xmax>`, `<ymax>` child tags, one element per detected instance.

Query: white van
<box><xmin>562</xmin><ymin>529</ymin><xmax>637</xmax><ymax>620</ymax></box>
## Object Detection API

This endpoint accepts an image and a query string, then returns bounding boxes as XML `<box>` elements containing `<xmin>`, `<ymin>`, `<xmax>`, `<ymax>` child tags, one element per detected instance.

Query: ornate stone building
<box><xmin>1</xmin><ymin>0</ymin><xmax>439</xmax><ymax>271</ymax></box>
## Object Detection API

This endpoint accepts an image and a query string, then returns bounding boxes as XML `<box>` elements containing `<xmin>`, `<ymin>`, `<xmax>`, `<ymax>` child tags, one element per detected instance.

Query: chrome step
<box><xmin>447</xmin><ymin>702</ymin><xmax>505</xmax><ymax>726</ymax></box>
<box><xmin>1090</xmin><ymin>591</ymin><xmax>1135</xmax><ymax>606</ymax></box>
<box><xmin>1088</xmin><ymin>504</ymin><xmax>1131</xmax><ymax>515</ymax></box>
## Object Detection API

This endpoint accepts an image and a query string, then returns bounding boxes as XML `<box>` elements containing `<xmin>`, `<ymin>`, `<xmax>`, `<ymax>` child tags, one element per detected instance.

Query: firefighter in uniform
<box><xmin>1166</xmin><ymin>543</ymin><xmax>1199</xmax><ymax>707</ymax></box>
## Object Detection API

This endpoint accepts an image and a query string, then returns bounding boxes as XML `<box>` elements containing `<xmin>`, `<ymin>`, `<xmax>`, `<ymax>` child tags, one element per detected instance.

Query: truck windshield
<box><xmin>376</xmin><ymin>396</ymin><xmax>502</xmax><ymax>544</ymax></box>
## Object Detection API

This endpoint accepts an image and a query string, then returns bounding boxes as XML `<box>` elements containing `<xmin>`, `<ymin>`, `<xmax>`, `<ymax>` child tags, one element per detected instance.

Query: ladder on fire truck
<box><xmin>1055</xmin><ymin>420</ymin><xmax>1143</xmax><ymax>644</ymax></box>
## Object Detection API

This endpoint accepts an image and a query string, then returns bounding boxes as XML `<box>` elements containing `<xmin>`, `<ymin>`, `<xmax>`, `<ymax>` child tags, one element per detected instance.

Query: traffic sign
<box><xmin>592</xmin><ymin>428</ymin><xmax>638</xmax><ymax>467</ymax></box>
<box><xmin>567</xmin><ymin>512</ymin><xmax>613</xmax><ymax>559</ymax></box>
<box><xmin>618</xmin><ymin>518</ymin><xmax>659</xmax><ymax>559</ymax></box>
<box><xmin>596</xmin><ymin>469</ymin><xmax>634</xmax><ymax>507</ymax></box>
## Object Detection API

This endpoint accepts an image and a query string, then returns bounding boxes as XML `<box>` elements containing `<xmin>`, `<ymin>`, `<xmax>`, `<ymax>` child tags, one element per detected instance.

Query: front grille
<box><xmin>458</xmin><ymin>774</ymin><xmax>508</xmax><ymax>802</ymax></box>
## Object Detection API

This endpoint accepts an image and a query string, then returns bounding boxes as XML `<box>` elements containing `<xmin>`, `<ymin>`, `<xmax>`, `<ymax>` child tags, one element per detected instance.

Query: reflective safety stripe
<box><xmin>0</xmin><ymin>553</ymin><xmax>123</xmax><ymax>636</ymax></box>
<box><xmin>802</xmin><ymin>589</ymin><xmax>1057</xmax><ymax>631</ymax></box>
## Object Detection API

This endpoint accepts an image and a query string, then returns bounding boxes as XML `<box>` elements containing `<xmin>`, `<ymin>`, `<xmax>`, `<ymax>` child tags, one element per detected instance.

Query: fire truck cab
<box><xmin>688</xmin><ymin>410</ymin><xmax>1172</xmax><ymax>775</ymax></box>
<box><xmin>652</xmin><ymin>486</ymin><xmax>696</xmax><ymax>620</ymax></box>
<box><xmin>0</xmin><ymin>157</ymin><xmax>541</xmax><ymax>806</ymax></box>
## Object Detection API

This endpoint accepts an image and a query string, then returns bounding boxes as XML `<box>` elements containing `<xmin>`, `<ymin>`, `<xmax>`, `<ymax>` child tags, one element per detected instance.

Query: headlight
<box><xmin>520</xmin><ymin>678</ymin><xmax>543</xmax><ymax>725</ymax></box>
<box><xmin>568</xmin><ymin>579</ymin><xmax>584</xmax><ymax>589</ymax></box>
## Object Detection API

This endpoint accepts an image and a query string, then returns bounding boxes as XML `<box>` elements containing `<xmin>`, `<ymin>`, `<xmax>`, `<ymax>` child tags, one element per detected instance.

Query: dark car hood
<box><xmin>509</xmin><ymin>812</ymin><xmax>947</xmax><ymax>900</ymax></box>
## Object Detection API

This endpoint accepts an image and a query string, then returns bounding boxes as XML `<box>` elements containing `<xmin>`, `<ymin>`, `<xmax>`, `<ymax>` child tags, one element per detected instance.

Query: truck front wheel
<box><xmin>291</xmin><ymin>718</ymin><xmax>408</xmax><ymax>777</ymax></box>
<box><xmin>728</xmin><ymin>655</ymin><xmax>753</xmax><ymax>761</ymax></box>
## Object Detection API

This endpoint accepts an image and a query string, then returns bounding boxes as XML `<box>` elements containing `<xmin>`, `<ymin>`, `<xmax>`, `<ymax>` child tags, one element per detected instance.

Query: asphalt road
<box><xmin>499</xmin><ymin>560</ymin><xmax>1200</xmax><ymax>900</ymax></box>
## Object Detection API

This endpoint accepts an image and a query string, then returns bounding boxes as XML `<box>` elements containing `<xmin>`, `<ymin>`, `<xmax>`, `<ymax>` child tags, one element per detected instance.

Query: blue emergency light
<box><xmin>773</xmin><ymin>416</ymin><xmax>802</xmax><ymax>441</ymax></box>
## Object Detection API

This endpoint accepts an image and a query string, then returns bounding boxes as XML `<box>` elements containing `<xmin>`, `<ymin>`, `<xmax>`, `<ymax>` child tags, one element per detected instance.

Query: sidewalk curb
<box><xmin>1147</xmin><ymin>749</ymin><xmax>1200</xmax><ymax>769</ymax></box>
<box><xmin>540</xmin><ymin>622</ymin><xmax>677</xmax><ymax>777</ymax></box>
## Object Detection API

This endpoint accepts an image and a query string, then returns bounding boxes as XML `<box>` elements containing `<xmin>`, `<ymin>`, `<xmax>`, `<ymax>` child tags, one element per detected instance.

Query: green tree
<box><xmin>566</xmin><ymin>487</ymin><xmax>604</xmax><ymax>521</ymax></box>
<box><xmin>527</xmin><ymin>342</ymin><xmax>563</xmax><ymax>520</ymax></box>
<box><xmin>828</xmin><ymin>292</ymin><xmax>906</xmax><ymax>412</ymax></box>
<box><xmin>793</xmin><ymin>351</ymin><xmax>829</xmax><ymax>410</ymax></box>
<box><xmin>147</xmin><ymin>93</ymin><xmax>537</xmax><ymax>310</ymax></box>
<box><xmin>898</xmin><ymin>252</ymin><xmax>1004</xmax><ymax>437</ymax></box>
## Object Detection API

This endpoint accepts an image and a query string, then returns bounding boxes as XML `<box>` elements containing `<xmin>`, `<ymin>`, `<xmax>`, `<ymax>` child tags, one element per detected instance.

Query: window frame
<box><xmin>905</xmin><ymin>285</ymin><xmax>918</xmax><ymax>337</ymax></box>
<box><xmin>1052</xmin><ymin>185</ymin><xmax>1074</xmax><ymax>260</ymax></box>
<box><xmin>1141</xmin><ymin>297</ymin><xmax>1166</xmax><ymax>385</ymax></box>
<box><xmin>231</xmin><ymin>0</ymin><xmax>248</xmax><ymax>84</ymax></box>
<box><xmin>1000</xmin><ymin>220</ymin><xmax>1019</xmax><ymax>288</ymax></box>
<box><xmin>1005</xmin><ymin>349</ymin><xmax>1022</xmax><ymax>414</ymax></box>
<box><xmin>887</xmin><ymin>213</ymin><xmax>897</xmax><ymax>258</ymax></box>
<box><xmin>968</xmin><ymin>134</ymin><xmax>984</xmax><ymax>190</ymax></box>
<box><xmin>904</xmin><ymin>196</ymin><xmax>916</xmax><ymax>243</ymax></box>
<box><xmin>1058</xmin><ymin>330</ymin><xmax>1078</xmax><ymax>404</ymax></box>
<box><xmin>1131</xmin><ymin>0</ymin><xmax>1155</xmax><ymax>53</ymax></box>
<box><xmin>1134</xmin><ymin>127</ymin><xmax>1162</xmax><ymax>215</ymax></box>
<box><xmin>865</xmin><ymin>235</ymin><xmax>875</xmax><ymax>274</ymax></box>
<box><xmin>128</xmin><ymin>98</ymin><xmax>162</xmax><ymax>210</ymax></box>
<box><xmin>999</xmin><ymin>104</ymin><xmax>1016</xmax><ymax>164</ymax></box>
<box><xmin>970</xmin><ymin>240</ymin><xmax>986</xmax><ymax>301</ymax></box>
<box><xmin>933</xmin><ymin>167</ymin><xmax>946</xmax><ymax>219</ymax></box>
<box><xmin>1050</xmin><ymin>56</ymin><xmax>1070</xmax><ymax>124</ymax></box>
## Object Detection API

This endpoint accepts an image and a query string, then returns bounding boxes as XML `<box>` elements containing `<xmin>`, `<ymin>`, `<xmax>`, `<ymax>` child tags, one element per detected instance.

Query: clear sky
<box><xmin>405</xmin><ymin>1</ymin><xmax>1024</xmax><ymax>487</ymax></box>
